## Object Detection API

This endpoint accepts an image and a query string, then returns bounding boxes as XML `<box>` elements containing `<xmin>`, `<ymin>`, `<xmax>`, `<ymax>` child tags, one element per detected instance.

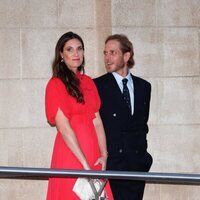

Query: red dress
<box><xmin>45</xmin><ymin>73</ymin><xmax>113</xmax><ymax>200</ymax></box>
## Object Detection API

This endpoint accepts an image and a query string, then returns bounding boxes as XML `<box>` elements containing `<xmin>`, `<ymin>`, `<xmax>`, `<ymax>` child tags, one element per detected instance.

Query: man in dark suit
<box><xmin>94</xmin><ymin>34</ymin><xmax>153</xmax><ymax>200</ymax></box>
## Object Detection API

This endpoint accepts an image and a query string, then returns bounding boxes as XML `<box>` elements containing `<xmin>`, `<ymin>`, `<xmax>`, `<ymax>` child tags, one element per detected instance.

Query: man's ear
<box><xmin>124</xmin><ymin>52</ymin><xmax>131</xmax><ymax>63</ymax></box>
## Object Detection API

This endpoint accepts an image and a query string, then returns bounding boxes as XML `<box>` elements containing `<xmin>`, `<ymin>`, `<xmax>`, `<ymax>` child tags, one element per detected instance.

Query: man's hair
<box><xmin>105</xmin><ymin>34</ymin><xmax>135</xmax><ymax>68</ymax></box>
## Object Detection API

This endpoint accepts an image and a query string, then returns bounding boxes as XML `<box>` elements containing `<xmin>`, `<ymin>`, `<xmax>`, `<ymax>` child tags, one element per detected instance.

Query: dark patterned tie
<box><xmin>122</xmin><ymin>78</ymin><xmax>131</xmax><ymax>113</ymax></box>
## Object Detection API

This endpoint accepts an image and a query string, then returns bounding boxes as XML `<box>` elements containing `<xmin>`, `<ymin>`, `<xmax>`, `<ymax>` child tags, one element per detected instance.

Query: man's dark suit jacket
<box><xmin>94</xmin><ymin>73</ymin><xmax>153</xmax><ymax>200</ymax></box>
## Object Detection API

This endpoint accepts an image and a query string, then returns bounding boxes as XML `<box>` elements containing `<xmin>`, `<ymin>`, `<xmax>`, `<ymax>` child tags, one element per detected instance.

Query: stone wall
<box><xmin>0</xmin><ymin>0</ymin><xmax>199</xmax><ymax>199</ymax></box>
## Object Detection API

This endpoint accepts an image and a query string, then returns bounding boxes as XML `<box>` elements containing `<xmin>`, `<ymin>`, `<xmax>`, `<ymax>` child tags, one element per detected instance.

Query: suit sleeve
<box><xmin>146</xmin><ymin>81</ymin><xmax>151</xmax><ymax>122</ymax></box>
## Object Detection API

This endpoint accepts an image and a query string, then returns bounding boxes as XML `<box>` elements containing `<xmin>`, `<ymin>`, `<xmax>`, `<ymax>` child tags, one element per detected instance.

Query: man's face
<box><xmin>103</xmin><ymin>40</ymin><xmax>127</xmax><ymax>73</ymax></box>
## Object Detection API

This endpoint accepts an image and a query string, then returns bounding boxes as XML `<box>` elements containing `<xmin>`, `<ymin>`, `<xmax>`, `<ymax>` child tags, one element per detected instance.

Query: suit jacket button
<box><xmin>113</xmin><ymin>113</ymin><xmax>117</xmax><ymax>117</ymax></box>
<box><xmin>135</xmin><ymin>150</ymin><xmax>139</xmax><ymax>154</ymax></box>
<box><xmin>119</xmin><ymin>149</ymin><xmax>123</xmax><ymax>153</ymax></box>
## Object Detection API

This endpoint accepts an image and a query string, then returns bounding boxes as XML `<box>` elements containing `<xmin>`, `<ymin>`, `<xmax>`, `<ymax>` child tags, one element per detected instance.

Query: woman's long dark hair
<box><xmin>52</xmin><ymin>32</ymin><xmax>85</xmax><ymax>103</ymax></box>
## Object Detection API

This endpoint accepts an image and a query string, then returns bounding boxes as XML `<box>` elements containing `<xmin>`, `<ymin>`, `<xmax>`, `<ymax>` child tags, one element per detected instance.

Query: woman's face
<box><xmin>60</xmin><ymin>38</ymin><xmax>84</xmax><ymax>73</ymax></box>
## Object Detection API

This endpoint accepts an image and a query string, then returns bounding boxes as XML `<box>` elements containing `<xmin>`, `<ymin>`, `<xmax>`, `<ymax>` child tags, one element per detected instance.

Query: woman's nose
<box><xmin>73</xmin><ymin>50</ymin><xmax>79</xmax><ymax>56</ymax></box>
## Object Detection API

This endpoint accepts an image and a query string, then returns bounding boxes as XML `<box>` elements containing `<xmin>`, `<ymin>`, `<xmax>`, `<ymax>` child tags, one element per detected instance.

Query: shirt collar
<box><xmin>112</xmin><ymin>71</ymin><xmax>132</xmax><ymax>85</ymax></box>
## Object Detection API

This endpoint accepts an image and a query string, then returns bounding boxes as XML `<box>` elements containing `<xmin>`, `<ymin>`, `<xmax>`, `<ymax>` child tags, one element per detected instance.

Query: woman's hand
<box><xmin>94</xmin><ymin>155</ymin><xmax>107</xmax><ymax>170</ymax></box>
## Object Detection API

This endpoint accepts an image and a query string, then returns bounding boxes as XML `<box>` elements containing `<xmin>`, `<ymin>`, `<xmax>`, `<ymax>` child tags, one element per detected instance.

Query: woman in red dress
<box><xmin>45</xmin><ymin>32</ymin><xmax>113</xmax><ymax>199</ymax></box>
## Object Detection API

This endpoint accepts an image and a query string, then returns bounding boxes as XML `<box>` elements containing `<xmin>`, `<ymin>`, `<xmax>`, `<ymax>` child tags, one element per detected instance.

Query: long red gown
<box><xmin>45</xmin><ymin>72</ymin><xmax>113</xmax><ymax>200</ymax></box>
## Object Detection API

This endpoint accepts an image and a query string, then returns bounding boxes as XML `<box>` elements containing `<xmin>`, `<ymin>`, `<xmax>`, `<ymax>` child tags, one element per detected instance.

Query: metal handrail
<box><xmin>0</xmin><ymin>166</ymin><xmax>200</xmax><ymax>185</ymax></box>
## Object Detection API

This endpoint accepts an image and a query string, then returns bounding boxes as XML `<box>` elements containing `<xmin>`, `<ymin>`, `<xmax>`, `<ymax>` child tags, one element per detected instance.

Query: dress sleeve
<box><xmin>89</xmin><ymin>78</ymin><xmax>101</xmax><ymax>112</ymax></box>
<box><xmin>45</xmin><ymin>78</ymin><xmax>70</xmax><ymax>126</ymax></box>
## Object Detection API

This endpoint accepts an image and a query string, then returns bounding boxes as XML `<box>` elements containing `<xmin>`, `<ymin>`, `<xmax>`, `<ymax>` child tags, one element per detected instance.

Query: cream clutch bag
<box><xmin>72</xmin><ymin>178</ymin><xmax>108</xmax><ymax>200</ymax></box>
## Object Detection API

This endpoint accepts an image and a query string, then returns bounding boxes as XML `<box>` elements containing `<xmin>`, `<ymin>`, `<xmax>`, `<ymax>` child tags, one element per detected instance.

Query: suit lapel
<box><xmin>108</xmin><ymin>73</ymin><xmax>122</xmax><ymax>97</ymax></box>
<box><xmin>131</xmin><ymin>74</ymin><xmax>141</xmax><ymax>117</ymax></box>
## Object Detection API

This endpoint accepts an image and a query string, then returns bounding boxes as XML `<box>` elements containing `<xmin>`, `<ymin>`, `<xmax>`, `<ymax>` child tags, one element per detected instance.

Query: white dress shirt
<box><xmin>112</xmin><ymin>72</ymin><xmax>134</xmax><ymax>115</ymax></box>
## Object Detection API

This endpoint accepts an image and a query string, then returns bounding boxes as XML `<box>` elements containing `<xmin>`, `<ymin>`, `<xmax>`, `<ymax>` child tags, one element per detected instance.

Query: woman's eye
<box><xmin>66</xmin><ymin>48</ymin><xmax>73</xmax><ymax>52</ymax></box>
<box><xmin>78</xmin><ymin>46</ymin><xmax>83</xmax><ymax>51</ymax></box>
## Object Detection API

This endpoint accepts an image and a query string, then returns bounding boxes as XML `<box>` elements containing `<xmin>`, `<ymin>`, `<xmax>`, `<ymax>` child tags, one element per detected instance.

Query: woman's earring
<box><xmin>61</xmin><ymin>58</ymin><xmax>64</xmax><ymax>62</ymax></box>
